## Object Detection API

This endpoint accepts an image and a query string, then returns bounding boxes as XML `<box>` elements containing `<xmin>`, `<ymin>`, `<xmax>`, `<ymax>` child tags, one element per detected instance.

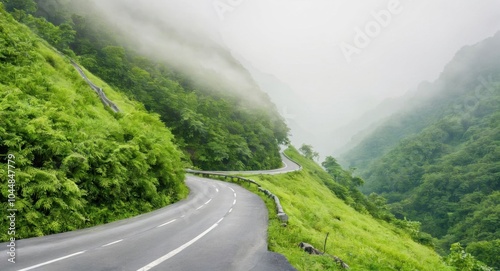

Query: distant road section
<box><xmin>208</xmin><ymin>153</ymin><xmax>302</xmax><ymax>175</ymax></box>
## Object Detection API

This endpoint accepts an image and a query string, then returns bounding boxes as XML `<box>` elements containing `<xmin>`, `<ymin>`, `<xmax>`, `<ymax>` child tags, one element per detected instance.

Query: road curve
<box><xmin>208</xmin><ymin>153</ymin><xmax>301</xmax><ymax>175</ymax></box>
<box><xmin>0</xmin><ymin>176</ymin><xmax>295</xmax><ymax>271</ymax></box>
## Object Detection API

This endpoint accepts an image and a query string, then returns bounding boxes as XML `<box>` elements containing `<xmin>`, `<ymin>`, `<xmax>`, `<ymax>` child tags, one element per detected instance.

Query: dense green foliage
<box><xmin>0</xmin><ymin>5</ymin><xmax>186</xmax><ymax>240</ymax></box>
<box><xmin>243</xmin><ymin>147</ymin><xmax>452</xmax><ymax>271</ymax></box>
<box><xmin>446</xmin><ymin>243</ymin><xmax>492</xmax><ymax>271</ymax></box>
<box><xmin>341</xmin><ymin>32</ymin><xmax>500</xmax><ymax>267</ymax></box>
<box><xmin>3</xmin><ymin>0</ymin><xmax>289</xmax><ymax>171</ymax></box>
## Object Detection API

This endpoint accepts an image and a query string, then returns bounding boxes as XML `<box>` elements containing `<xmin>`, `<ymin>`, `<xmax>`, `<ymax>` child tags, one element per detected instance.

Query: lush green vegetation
<box><xmin>0</xmin><ymin>4</ymin><xmax>187</xmax><ymax>240</ymax></box>
<box><xmin>2</xmin><ymin>0</ymin><xmax>289</xmax><ymax>171</ymax></box>
<box><xmin>446</xmin><ymin>243</ymin><xmax>493</xmax><ymax>271</ymax></box>
<box><xmin>243</xmin><ymin>147</ymin><xmax>452</xmax><ymax>271</ymax></box>
<box><xmin>341</xmin><ymin>32</ymin><xmax>500</xmax><ymax>268</ymax></box>
<box><xmin>2</xmin><ymin>0</ymin><xmax>496</xmax><ymax>269</ymax></box>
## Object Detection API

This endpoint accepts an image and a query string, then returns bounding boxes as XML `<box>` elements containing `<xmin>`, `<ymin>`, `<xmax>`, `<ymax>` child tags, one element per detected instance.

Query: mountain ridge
<box><xmin>340</xmin><ymin>30</ymin><xmax>500</xmax><ymax>268</ymax></box>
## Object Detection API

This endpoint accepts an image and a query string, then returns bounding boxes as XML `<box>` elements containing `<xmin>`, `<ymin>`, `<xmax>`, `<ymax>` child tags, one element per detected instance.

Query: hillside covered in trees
<box><xmin>0</xmin><ymin>4</ymin><xmax>187</xmax><ymax>240</ymax></box>
<box><xmin>2</xmin><ymin>0</ymin><xmax>289</xmax><ymax>171</ymax></box>
<box><xmin>0</xmin><ymin>0</ymin><xmax>292</xmax><ymax>241</ymax></box>
<box><xmin>341</xmin><ymin>31</ymin><xmax>500</xmax><ymax>268</ymax></box>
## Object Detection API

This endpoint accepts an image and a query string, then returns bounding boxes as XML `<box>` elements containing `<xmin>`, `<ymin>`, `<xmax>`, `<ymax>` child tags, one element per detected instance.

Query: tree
<box><xmin>3</xmin><ymin>0</ymin><xmax>37</xmax><ymax>14</ymax></box>
<box><xmin>299</xmin><ymin>144</ymin><xmax>319</xmax><ymax>160</ymax></box>
<box><xmin>467</xmin><ymin>240</ymin><xmax>500</xmax><ymax>270</ymax></box>
<box><xmin>57</xmin><ymin>22</ymin><xmax>75</xmax><ymax>50</ymax></box>
<box><xmin>322</xmin><ymin>156</ymin><xmax>342</xmax><ymax>176</ymax></box>
<box><xmin>446</xmin><ymin>243</ymin><xmax>493</xmax><ymax>271</ymax></box>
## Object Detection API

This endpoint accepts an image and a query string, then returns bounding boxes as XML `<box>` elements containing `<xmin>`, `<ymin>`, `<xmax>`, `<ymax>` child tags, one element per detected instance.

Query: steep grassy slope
<box><xmin>245</xmin><ymin>148</ymin><xmax>451</xmax><ymax>271</ymax></box>
<box><xmin>0</xmin><ymin>5</ymin><xmax>186</xmax><ymax>241</ymax></box>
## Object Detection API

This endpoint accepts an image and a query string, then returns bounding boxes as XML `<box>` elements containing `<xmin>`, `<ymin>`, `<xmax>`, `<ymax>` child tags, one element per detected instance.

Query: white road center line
<box><xmin>205</xmin><ymin>199</ymin><xmax>212</xmax><ymax>205</ymax></box>
<box><xmin>196</xmin><ymin>205</ymin><xmax>204</xmax><ymax>210</ymax></box>
<box><xmin>233</xmin><ymin>193</ymin><xmax>237</xmax><ymax>198</ymax></box>
<box><xmin>229</xmin><ymin>187</ymin><xmax>235</xmax><ymax>193</ymax></box>
<box><xmin>136</xmin><ymin>222</ymin><xmax>221</xmax><ymax>271</ymax></box>
<box><xmin>233</xmin><ymin>199</ymin><xmax>236</xmax><ymax>205</ymax></box>
<box><xmin>157</xmin><ymin>219</ymin><xmax>177</xmax><ymax>228</ymax></box>
<box><xmin>18</xmin><ymin>251</ymin><xmax>86</xmax><ymax>271</ymax></box>
<box><xmin>229</xmin><ymin>208</ymin><xmax>233</xmax><ymax>213</ymax></box>
<box><xmin>216</xmin><ymin>188</ymin><xmax>219</xmax><ymax>192</ymax></box>
<box><xmin>102</xmin><ymin>239</ymin><xmax>123</xmax><ymax>247</ymax></box>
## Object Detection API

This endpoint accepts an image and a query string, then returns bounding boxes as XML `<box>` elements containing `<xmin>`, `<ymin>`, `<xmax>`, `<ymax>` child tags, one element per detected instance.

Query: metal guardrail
<box><xmin>186</xmin><ymin>169</ymin><xmax>289</xmax><ymax>223</ymax></box>
<box><xmin>70</xmin><ymin>60</ymin><xmax>120</xmax><ymax>113</ymax></box>
<box><xmin>258</xmin><ymin>187</ymin><xmax>289</xmax><ymax>223</ymax></box>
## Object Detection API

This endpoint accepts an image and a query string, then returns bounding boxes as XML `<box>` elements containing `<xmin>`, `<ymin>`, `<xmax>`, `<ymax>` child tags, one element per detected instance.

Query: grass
<box><xmin>238</xmin><ymin>147</ymin><xmax>452</xmax><ymax>271</ymax></box>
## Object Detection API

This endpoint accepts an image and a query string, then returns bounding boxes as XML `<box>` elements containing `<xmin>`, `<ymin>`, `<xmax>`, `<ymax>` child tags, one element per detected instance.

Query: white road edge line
<box><xmin>205</xmin><ymin>199</ymin><xmax>212</xmax><ymax>205</ymax></box>
<box><xmin>157</xmin><ymin>219</ymin><xmax>177</xmax><ymax>228</ymax></box>
<box><xmin>18</xmin><ymin>251</ymin><xmax>86</xmax><ymax>271</ymax></box>
<box><xmin>282</xmin><ymin>159</ymin><xmax>289</xmax><ymax>169</ymax></box>
<box><xmin>102</xmin><ymin>239</ymin><xmax>123</xmax><ymax>247</ymax></box>
<box><xmin>137</xmin><ymin>222</ymin><xmax>220</xmax><ymax>271</ymax></box>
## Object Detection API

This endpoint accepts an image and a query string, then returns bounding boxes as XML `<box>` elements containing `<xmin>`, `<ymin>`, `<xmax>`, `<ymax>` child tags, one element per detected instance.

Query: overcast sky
<box><xmin>91</xmin><ymin>0</ymin><xmax>500</xmax><ymax>155</ymax></box>
<box><xmin>216</xmin><ymin>1</ymin><xmax>500</xmax><ymax>121</ymax></box>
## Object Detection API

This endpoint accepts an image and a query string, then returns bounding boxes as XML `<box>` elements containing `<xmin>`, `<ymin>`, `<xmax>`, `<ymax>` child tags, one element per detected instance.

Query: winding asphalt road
<box><xmin>1</xmin><ymin>159</ymin><xmax>299</xmax><ymax>270</ymax></box>
<box><xmin>209</xmin><ymin>153</ymin><xmax>301</xmax><ymax>175</ymax></box>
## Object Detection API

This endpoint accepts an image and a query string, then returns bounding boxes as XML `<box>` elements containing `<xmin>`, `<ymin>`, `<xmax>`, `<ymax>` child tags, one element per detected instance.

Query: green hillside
<box><xmin>245</xmin><ymin>148</ymin><xmax>453</xmax><ymax>271</ymax></box>
<box><xmin>0</xmin><ymin>4</ymin><xmax>186</xmax><ymax>240</ymax></box>
<box><xmin>341</xmin><ymin>32</ymin><xmax>500</xmax><ymax>268</ymax></box>
<box><xmin>3</xmin><ymin>0</ymin><xmax>289</xmax><ymax>171</ymax></box>
<box><xmin>2</xmin><ymin>0</ymin><xmax>497</xmax><ymax>269</ymax></box>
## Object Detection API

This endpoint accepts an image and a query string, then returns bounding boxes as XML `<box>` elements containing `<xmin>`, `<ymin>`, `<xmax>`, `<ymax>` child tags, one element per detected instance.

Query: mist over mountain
<box><xmin>233</xmin><ymin>54</ymin><xmax>320</xmax><ymax>149</ymax></box>
<box><xmin>36</xmin><ymin>0</ymin><xmax>273</xmax><ymax>109</ymax></box>
<box><xmin>341</xmin><ymin>31</ymin><xmax>500</xmax><ymax>268</ymax></box>
<box><xmin>333</xmin><ymin>79</ymin><xmax>448</xmax><ymax>165</ymax></box>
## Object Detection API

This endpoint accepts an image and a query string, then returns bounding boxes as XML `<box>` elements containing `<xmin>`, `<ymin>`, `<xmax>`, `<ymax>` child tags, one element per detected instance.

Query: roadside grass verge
<box><xmin>238</xmin><ymin>148</ymin><xmax>451</xmax><ymax>271</ymax></box>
